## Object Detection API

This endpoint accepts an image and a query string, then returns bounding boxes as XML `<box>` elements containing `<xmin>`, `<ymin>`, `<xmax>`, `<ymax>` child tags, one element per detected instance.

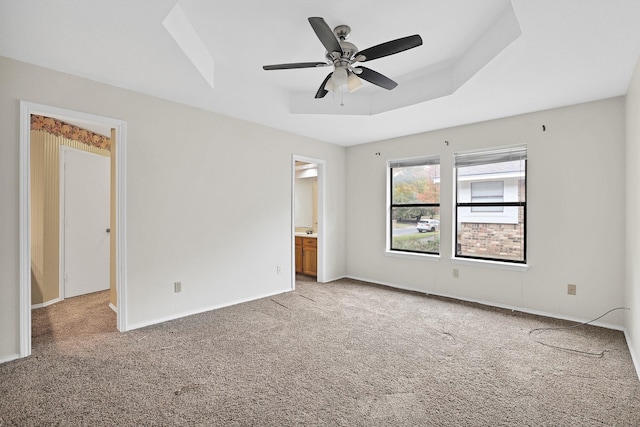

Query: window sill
<box><xmin>385</xmin><ymin>250</ymin><xmax>440</xmax><ymax>262</ymax></box>
<box><xmin>451</xmin><ymin>257</ymin><xmax>529</xmax><ymax>271</ymax></box>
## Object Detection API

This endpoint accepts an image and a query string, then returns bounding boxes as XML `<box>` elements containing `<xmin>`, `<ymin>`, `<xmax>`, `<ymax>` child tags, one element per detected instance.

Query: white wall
<box><xmin>346</xmin><ymin>97</ymin><xmax>627</xmax><ymax>327</ymax></box>
<box><xmin>0</xmin><ymin>56</ymin><xmax>346</xmax><ymax>360</ymax></box>
<box><xmin>1</xmin><ymin>53</ymin><xmax>634</xmax><ymax>367</ymax></box>
<box><xmin>625</xmin><ymin>55</ymin><xmax>640</xmax><ymax>377</ymax></box>
<box><xmin>295</xmin><ymin>177</ymin><xmax>314</xmax><ymax>228</ymax></box>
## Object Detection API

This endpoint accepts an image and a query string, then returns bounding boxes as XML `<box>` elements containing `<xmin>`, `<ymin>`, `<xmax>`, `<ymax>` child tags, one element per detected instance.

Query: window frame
<box><xmin>388</xmin><ymin>156</ymin><xmax>441</xmax><ymax>256</ymax></box>
<box><xmin>454</xmin><ymin>145</ymin><xmax>527</xmax><ymax>264</ymax></box>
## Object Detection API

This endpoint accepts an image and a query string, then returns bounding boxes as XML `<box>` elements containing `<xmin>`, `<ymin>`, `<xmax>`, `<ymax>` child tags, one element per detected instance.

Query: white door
<box><xmin>62</xmin><ymin>148</ymin><xmax>110</xmax><ymax>298</ymax></box>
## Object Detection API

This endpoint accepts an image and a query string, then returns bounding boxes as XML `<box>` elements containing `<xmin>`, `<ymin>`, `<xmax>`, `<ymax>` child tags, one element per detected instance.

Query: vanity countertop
<box><xmin>295</xmin><ymin>232</ymin><xmax>317</xmax><ymax>238</ymax></box>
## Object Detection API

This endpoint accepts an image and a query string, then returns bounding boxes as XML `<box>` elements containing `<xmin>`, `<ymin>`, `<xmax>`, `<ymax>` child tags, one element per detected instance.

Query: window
<box><xmin>389</xmin><ymin>156</ymin><xmax>440</xmax><ymax>255</ymax></box>
<box><xmin>455</xmin><ymin>145</ymin><xmax>526</xmax><ymax>263</ymax></box>
<box><xmin>471</xmin><ymin>181</ymin><xmax>504</xmax><ymax>212</ymax></box>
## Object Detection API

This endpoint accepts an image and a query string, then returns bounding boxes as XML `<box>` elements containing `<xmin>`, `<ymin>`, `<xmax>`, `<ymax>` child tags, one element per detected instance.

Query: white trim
<box><xmin>127</xmin><ymin>288</ymin><xmax>290</xmax><ymax>331</ymax></box>
<box><xmin>31</xmin><ymin>297</ymin><xmax>63</xmax><ymax>310</ymax></box>
<box><xmin>323</xmin><ymin>274</ymin><xmax>347</xmax><ymax>283</ymax></box>
<box><xmin>317</xmin><ymin>160</ymin><xmax>326</xmax><ymax>283</ymax></box>
<box><xmin>385</xmin><ymin>250</ymin><xmax>440</xmax><ymax>262</ymax></box>
<box><xmin>0</xmin><ymin>354</ymin><xmax>21</xmax><ymax>365</ymax></box>
<box><xmin>292</xmin><ymin>155</ymin><xmax>326</xmax><ymax>285</ymax></box>
<box><xmin>384</xmin><ymin>243</ymin><xmax>529</xmax><ymax>270</ymax></box>
<box><xmin>115</xmin><ymin>121</ymin><xmax>128</xmax><ymax>332</ymax></box>
<box><xmin>59</xmin><ymin>147</ymin><xmax>65</xmax><ymax>302</ymax></box>
<box><xmin>451</xmin><ymin>257</ymin><xmax>529</xmax><ymax>271</ymax></box>
<box><xmin>109</xmin><ymin>303</ymin><xmax>117</xmax><ymax>313</ymax></box>
<box><xmin>19</xmin><ymin>102</ymin><xmax>128</xmax><ymax>361</ymax></box>
<box><xmin>624</xmin><ymin>330</ymin><xmax>640</xmax><ymax>381</ymax></box>
<box><xmin>19</xmin><ymin>103</ymin><xmax>32</xmax><ymax>358</ymax></box>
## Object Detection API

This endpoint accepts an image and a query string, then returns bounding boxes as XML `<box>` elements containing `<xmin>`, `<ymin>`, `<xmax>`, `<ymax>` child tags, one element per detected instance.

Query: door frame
<box><xmin>291</xmin><ymin>155</ymin><xmax>325</xmax><ymax>287</ymax></box>
<box><xmin>19</xmin><ymin>101</ymin><xmax>128</xmax><ymax>358</ymax></box>
<box><xmin>59</xmin><ymin>146</ymin><xmax>111</xmax><ymax>300</ymax></box>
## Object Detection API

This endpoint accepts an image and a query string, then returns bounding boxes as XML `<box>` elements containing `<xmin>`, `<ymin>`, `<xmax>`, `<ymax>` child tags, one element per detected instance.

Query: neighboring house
<box><xmin>456</xmin><ymin>161</ymin><xmax>525</xmax><ymax>261</ymax></box>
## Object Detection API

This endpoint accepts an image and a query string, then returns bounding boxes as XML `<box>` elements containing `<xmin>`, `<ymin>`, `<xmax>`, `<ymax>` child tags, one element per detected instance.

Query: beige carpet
<box><xmin>1</xmin><ymin>276</ymin><xmax>639</xmax><ymax>426</ymax></box>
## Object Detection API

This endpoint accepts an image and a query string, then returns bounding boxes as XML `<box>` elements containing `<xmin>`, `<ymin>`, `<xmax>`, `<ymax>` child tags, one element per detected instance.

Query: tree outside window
<box><xmin>389</xmin><ymin>157</ymin><xmax>440</xmax><ymax>254</ymax></box>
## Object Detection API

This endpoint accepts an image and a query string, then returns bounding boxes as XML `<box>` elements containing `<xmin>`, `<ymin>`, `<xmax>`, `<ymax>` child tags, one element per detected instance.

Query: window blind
<box><xmin>454</xmin><ymin>144</ymin><xmax>527</xmax><ymax>168</ymax></box>
<box><xmin>389</xmin><ymin>155</ymin><xmax>440</xmax><ymax>168</ymax></box>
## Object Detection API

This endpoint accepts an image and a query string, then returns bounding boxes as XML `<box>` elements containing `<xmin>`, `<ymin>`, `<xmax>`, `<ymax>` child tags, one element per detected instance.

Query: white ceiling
<box><xmin>2</xmin><ymin>0</ymin><xmax>640</xmax><ymax>146</ymax></box>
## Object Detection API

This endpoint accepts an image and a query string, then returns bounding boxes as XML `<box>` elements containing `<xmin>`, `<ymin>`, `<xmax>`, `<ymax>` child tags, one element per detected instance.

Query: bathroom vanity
<box><xmin>295</xmin><ymin>234</ymin><xmax>317</xmax><ymax>277</ymax></box>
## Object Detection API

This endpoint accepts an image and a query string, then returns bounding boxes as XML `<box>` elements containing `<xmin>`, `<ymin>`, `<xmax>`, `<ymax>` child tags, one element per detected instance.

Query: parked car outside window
<box><xmin>417</xmin><ymin>219</ymin><xmax>439</xmax><ymax>232</ymax></box>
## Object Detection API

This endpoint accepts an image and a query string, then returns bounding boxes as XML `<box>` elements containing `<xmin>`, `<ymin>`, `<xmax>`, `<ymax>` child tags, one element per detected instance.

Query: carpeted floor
<box><xmin>1</xmin><ymin>276</ymin><xmax>639</xmax><ymax>426</ymax></box>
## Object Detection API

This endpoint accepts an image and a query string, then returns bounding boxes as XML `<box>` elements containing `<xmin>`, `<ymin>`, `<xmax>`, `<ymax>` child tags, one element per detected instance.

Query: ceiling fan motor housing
<box><xmin>339</xmin><ymin>41</ymin><xmax>358</xmax><ymax>60</ymax></box>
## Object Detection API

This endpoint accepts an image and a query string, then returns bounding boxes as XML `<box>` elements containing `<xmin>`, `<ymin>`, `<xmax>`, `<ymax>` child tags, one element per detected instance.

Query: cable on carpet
<box><xmin>270</xmin><ymin>299</ymin><xmax>290</xmax><ymax>309</ymax></box>
<box><xmin>528</xmin><ymin>307</ymin><xmax>630</xmax><ymax>357</ymax></box>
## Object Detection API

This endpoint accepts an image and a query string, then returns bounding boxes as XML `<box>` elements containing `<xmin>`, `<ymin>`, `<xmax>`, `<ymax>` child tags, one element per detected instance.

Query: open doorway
<box><xmin>19</xmin><ymin>102</ymin><xmax>127</xmax><ymax>359</ymax></box>
<box><xmin>292</xmin><ymin>155</ymin><xmax>325</xmax><ymax>287</ymax></box>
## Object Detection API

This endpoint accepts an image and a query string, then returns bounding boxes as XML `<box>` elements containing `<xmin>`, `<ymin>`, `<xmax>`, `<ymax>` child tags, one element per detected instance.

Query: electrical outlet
<box><xmin>277</xmin><ymin>266</ymin><xmax>282</xmax><ymax>274</ymax></box>
<box><xmin>174</xmin><ymin>281</ymin><xmax>182</xmax><ymax>293</ymax></box>
<box><xmin>452</xmin><ymin>268</ymin><xmax>459</xmax><ymax>278</ymax></box>
<box><xmin>567</xmin><ymin>284</ymin><xmax>576</xmax><ymax>295</ymax></box>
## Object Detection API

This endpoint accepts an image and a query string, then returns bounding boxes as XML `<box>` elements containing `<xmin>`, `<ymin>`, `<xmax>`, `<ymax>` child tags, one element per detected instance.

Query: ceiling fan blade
<box><xmin>308</xmin><ymin>17</ymin><xmax>343</xmax><ymax>55</ymax></box>
<box><xmin>263</xmin><ymin>62</ymin><xmax>328</xmax><ymax>70</ymax></box>
<box><xmin>315</xmin><ymin>73</ymin><xmax>333</xmax><ymax>98</ymax></box>
<box><xmin>355</xmin><ymin>35</ymin><xmax>423</xmax><ymax>62</ymax></box>
<box><xmin>355</xmin><ymin>67</ymin><xmax>398</xmax><ymax>90</ymax></box>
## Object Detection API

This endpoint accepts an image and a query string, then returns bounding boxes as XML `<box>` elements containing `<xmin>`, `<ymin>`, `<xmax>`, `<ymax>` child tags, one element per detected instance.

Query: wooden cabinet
<box><xmin>295</xmin><ymin>237</ymin><xmax>303</xmax><ymax>274</ymax></box>
<box><xmin>295</xmin><ymin>236</ymin><xmax>317</xmax><ymax>276</ymax></box>
<box><xmin>302</xmin><ymin>238</ymin><xmax>317</xmax><ymax>276</ymax></box>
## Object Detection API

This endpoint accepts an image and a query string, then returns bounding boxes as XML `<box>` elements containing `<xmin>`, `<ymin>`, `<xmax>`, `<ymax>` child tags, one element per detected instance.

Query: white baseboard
<box><xmin>624</xmin><ymin>330</ymin><xmax>640</xmax><ymax>381</ymax></box>
<box><xmin>346</xmin><ymin>275</ymin><xmax>626</xmax><ymax>331</ymax></box>
<box><xmin>0</xmin><ymin>353</ymin><xmax>21</xmax><ymax>365</ymax></box>
<box><xmin>31</xmin><ymin>297</ymin><xmax>63</xmax><ymax>310</ymax></box>
<box><xmin>126</xmin><ymin>288</ymin><xmax>292</xmax><ymax>331</ymax></box>
<box><xmin>318</xmin><ymin>274</ymin><xmax>347</xmax><ymax>284</ymax></box>
<box><xmin>109</xmin><ymin>303</ymin><xmax>117</xmax><ymax>313</ymax></box>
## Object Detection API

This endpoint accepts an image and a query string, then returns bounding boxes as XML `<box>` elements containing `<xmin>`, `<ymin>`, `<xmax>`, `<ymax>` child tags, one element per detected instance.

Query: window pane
<box><xmin>456</xmin><ymin>206</ymin><xmax>525</xmax><ymax>262</ymax></box>
<box><xmin>392</xmin><ymin>164</ymin><xmax>440</xmax><ymax>205</ymax></box>
<box><xmin>471</xmin><ymin>181</ymin><xmax>504</xmax><ymax>212</ymax></box>
<box><xmin>457</xmin><ymin>160</ymin><xmax>525</xmax><ymax>203</ymax></box>
<box><xmin>391</xmin><ymin>207</ymin><xmax>440</xmax><ymax>254</ymax></box>
<box><xmin>471</xmin><ymin>181</ymin><xmax>503</xmax><ymax>199</ymax></box>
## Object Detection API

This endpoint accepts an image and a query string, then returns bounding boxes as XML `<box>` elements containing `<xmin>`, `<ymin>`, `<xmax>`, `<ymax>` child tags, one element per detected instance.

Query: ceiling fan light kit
<box><xmin>347</xmin><ymin>73</ymin><xmax>363</xmax><ymax>92</ymax></box>
<box><xmin>263</xmin><ymin>17</ymin><xmax>422</xmax><ymax>99</ymax></box>
<box><xmin>324</xmin><ymin>69</ymin><xmax>363</xmax><ymax>94</ymax></box>
<box><xmin>331</xmin><ymin>65</ymin><xmax>348</xmax><ymax>87</ymax></box>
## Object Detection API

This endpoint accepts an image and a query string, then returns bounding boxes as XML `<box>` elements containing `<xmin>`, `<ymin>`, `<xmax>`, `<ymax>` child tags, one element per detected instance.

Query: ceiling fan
<box><xmin>262</xmin><ymin>17</ymin><xmax>423</xmax><ymax>98</ymax></box>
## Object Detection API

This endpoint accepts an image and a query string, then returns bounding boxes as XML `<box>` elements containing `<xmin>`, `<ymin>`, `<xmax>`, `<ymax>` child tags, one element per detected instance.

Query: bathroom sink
<box><xmin>295</xmin><ymin>232</ymin><xmax>317</xmax><ymax>238</ymax></box>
